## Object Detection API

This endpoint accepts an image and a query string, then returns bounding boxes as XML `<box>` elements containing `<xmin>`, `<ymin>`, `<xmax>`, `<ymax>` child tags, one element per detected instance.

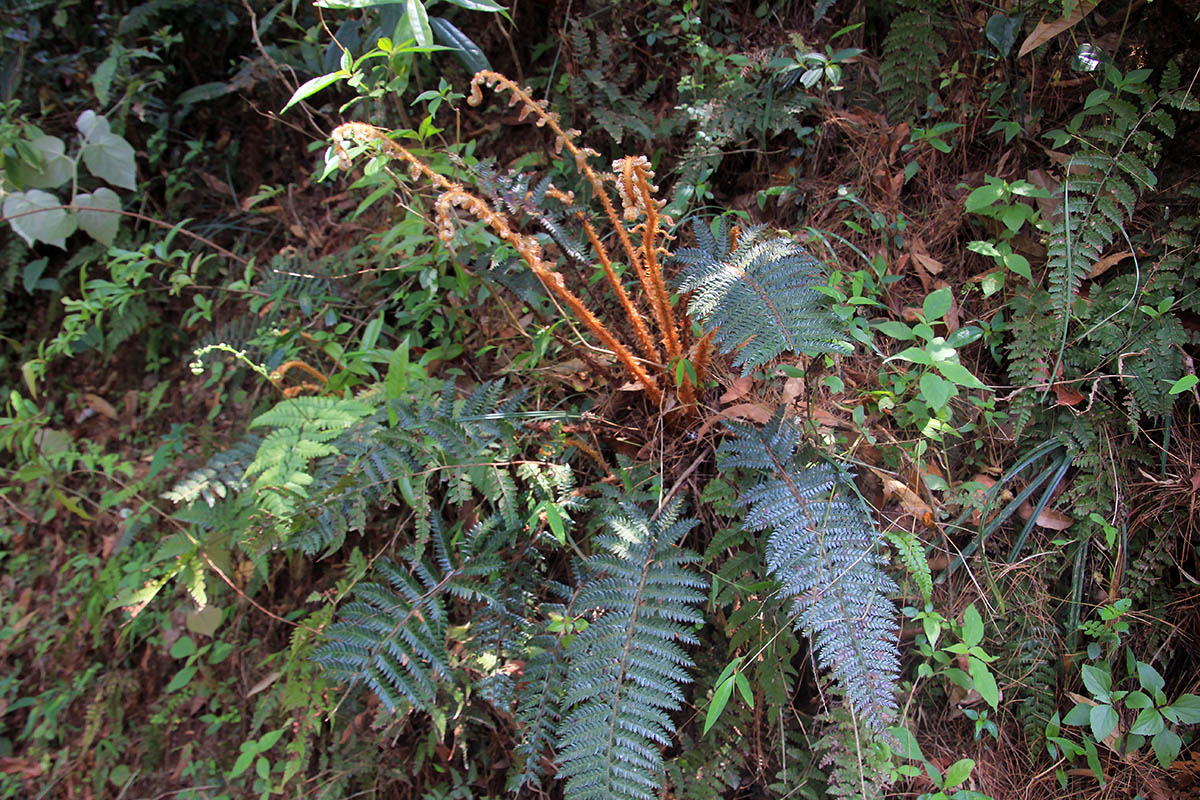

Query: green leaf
<box><xmin>406</xmin><ymin>0</ymin><xmax>433</xmax><ymax>47</ymax></box>
<box><xmin>887</xmin><ymin>725</ymin><xmax>925</xmax><ymax>761</ymax></box>
<box><xmin>875</xmin><ymin>320</ymin><xmax>915</xmax><ymax>340</ymax></box>
<box><xmin>3</xmin><ymin>189</ymin><xmax>77</xmax><ymax>248</ymax></box>
<box><xmin>703</xmin><ymin>675</ymin><xmax>734</xmax><ymax>734</ymax></box>
<box><xmin>1125</xmin><ymin>690</ymin><xmax>1153</xmax><ymax>709</ymax></box>
<box><xmin>73</xmin><ymin>187</ymin><xmax>122</xmax><ymax>246</ymax></box>
<box><xmin>733</xmin><ymin>671</ymin><xmax>754</xmax><ymax>708</ymax></box>
<box><xmin>1136</xmin><ymin>661</ymin><xmax>1165</xmax><ymax>694</ymax></box>
<box><xmin>164</xmin><ymin>665</ymin><xmax>198</xmax><ymax>694</ymax></box>
<box><xmin>93</xmin><ymin>53</ymin><xmax>118</xmax><ymax>106</ymax></box>
<box><xmin>969</xmin><ymin>657</ymin><xmax>999</xmax><ymax>710</ymax></box>
<box><xmin>965</xmin><ymin>182</ymin><xmax>1004</xmax><ymax>213</ymax></box>
<box><xmin>1081</xmin><ymin>663</ymin><xmax>1112</xmax><ymax>701</ymax></box>
<box><xmin>22</xmin><ymin>258</ymin><xmax>50</xmax><ymax>294</ymax></box>
<box><xmin>1151</xmin><ymin>727</ymin><xmax>1181</xmax><ymax>768</ymax></box>
<box><xmin>920</xmin><ymin>373</ymin><xmax>953</xmax><ymax>410</ymax></box>
<box><xmin>441</xmin><ymin>0</ymin><xmax>506</xmax><ymax>10</ymax></box>
<box><xmin>7</xmin><ymin>135</ymin><xmax>73</xmax><ymax>189</ymax></box>
<box><xmin>1090</xmin><ymin>703</ymin><xmax>1117</xmax><ymax>742</ymax></box>
<box><xmin>170</xmin><ymin>635</ymin><xmax>197</xmax><ymax>659</ymax></box>
<box><xmin>1168</xmin><ymin>374</ymin><xmax>1198</xmax><ymax>394</ymax></box>
<box><xmin>282</xmin><ymin>71</ymin><xmax>345</xmax><ymax>113</ymax></box>
<box><xmin>943</xmin><ymin>758</ymin><xmax>975</xmax><ymax>790</ymax></box>
<box><xmin>316</xmin><ymin>0</ymin><xmax>405</xmax><ymax>6</ymax></box>
<box><xmin>933</xmin><ymin>360</ymin><xmax>986</xmax><ymax>389</ymax></box>
<box><xmin>429</xmin><ymin>16</ymin><xmax>491</xmax><ymax>75</ymax></box>
<box><xmin>1166</xmin><ymin>694</ymin><xmax>1200</xmax><ymax>724</ymax></box>
<box><xmin>1130</xmin><ymin>708</ymin><xmax>1164</xmax><ymax>736</ymax></box>
<box><xmin>177</xmin><ymin>81</ymin><xmax>232</xmax><ymax>105</ymax></box>
<box><xmin>1063</xmin><ymin>701</ymin><xmax>1093</xmax><ymax>726</ymax></box>
<box><xmin>967</xmin><ymin>240</ymin><xmax>1001</xmax><ymax>258</ymax></box>
<box><xmin>1003</xmin><ymin>251</ymin><xmax>1033</xmax><ymax>281</ymax></box>
<box><xmin>76</xmin><ymin>112</ymin><xmax>137</xmax><ymax>190</ymax></box>
<box><xmin>889</xmin><ymin>346</ymin><xmax>932</xmax><ymax>365</ymax></box>
<box><xmin>961</xmin><ymin>603</ymin><xmax>984</xmax><ymax>647</ymax></box>
<box><xmin>923</xmin><ymin>287</ymin><xmax>953</xmax><ymax>321</ymax></box>
<box><xmin>229</xmin><ymin>749</ymin><xmax>255</xmax><ymax>779</ymax></box>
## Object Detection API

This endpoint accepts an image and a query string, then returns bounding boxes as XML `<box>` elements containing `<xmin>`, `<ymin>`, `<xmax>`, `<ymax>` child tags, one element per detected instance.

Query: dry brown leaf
<box><xmin>1087</xmin><ymin>250</ymin><xmax>1134</xmax><ymax>279</ymax></box>
<box><xmin>1018</xmin><ymin>0</ymin><xmax>1099</xmax><ymax>58</ymax></box>
<box><xmin>781</xmin><ymin>376</ymin><xmax>805</xmax><ymax>404</ymax></box>
<box><xmin>83</xmin><ymin>392</ymin><xmax>119</xmax><ymax>420</ymax></box>
<box><xmin>719</xmin><ymin>375</ymin><xmax>754</xmax><ymax>404</ymax></box>
<box><xmin>1053</xmin><ymin>381</ymin><xmax>1086</xmax><ymax>407</ymax></box>
<box><xmin>1018</xmin><ymin>502</ymin><xmax>1075</xmax><ymax>530</ymax></box>
<box><xmin>697</xmin><ymin>403</ymin><xmax>774</xmax><ymax>438</ymax></box>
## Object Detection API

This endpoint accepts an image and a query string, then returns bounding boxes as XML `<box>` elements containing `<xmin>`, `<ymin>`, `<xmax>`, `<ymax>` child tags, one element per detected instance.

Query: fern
<box><xmin>673</xmin><ymin>221</ymin><xmax>852</xmax><ymax>374</ymax></box>
<box><xmin>879</xmin><ymin>8</ymin><xmax>946</xmax><ymax>120</ymax></box>
<box><xmin>312</xmin><ymin>516</ymin><xmax>503</xmax><ymax>712</ymax></box>
<box><xmin>717</xmin><ymin>409</ymin><xmax>899</xmax><ymax>732</ymax></box>
<box><xmin>555</xmin><ymin>500</ymin><xmax>708</xmax><ymax>800</ymax></box>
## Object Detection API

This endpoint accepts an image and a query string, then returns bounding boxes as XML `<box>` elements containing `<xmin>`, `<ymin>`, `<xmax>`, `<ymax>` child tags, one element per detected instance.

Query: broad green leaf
<box><xmin>1169</xmin><ymin>374</ymin><xmax>1198</xmax><ymax>394</ymax></box>
<box><xmin>923</xmin><ymin>287</ymin><xmax>953</xmax><ymax>321</ymax></box>
<box><xmin>1130</xmin><ymin>707</ymin><xmax>1164</xmax><ymax>736</ymax></box>
<box><xmin>78</xmin><ymin>114</ymin><xmax>137</xmax><ymax>190</ymax></box>
<box><xmin>887</xmin><ymin>725</ymin><xmax>925</xmax><ymax>761</ymax></box>
<box><xmin>1003</xmin><ymin>250</ymin><xmax>1033</xmax><ymax>281</ymax></box>
<box><xmin>1166</xmin><ymin>694</ymin><xmax>1200</xmax><ymax>724</ymax></box>
<box><xmin>74</xmin><ymin>187</ymin><xmax>122</xmax><ymax>246</ymax></box>
<box><xmin>999</xmin><ymin>203</ymin><xmax>1029</xmax><ymax>233</ymax></box>
<box><xmin>1081</xmin><ymin>663</ymin><xmax>1112</xmax><ymax>701</ymax></box>
<box><xmin>164</xmin><ymin>665</ymin><xmax>198</xmax><ymax>694</ymax></box>
<box><xmin>875</xmin><ymin>320</ymin><xmax>915</xmax><ymax>340</ymax></box>
<box><xmin>93</xmin><ymin>53</ymin><xmax>118</xmax><ymax>106</ymax></box>
<box><xmin>965</xmin><ymin>182</ymin><xmax>1004</xmax><ymax>213</ymax></box>
<box><xmin>282</xmin><ymin>71</ymin><xmax>345</xmax><ymax>113</ymax></box>
<box><xmin>969</xmin><ymin>656</ymin><xmax>999</xmax><ymax>710</ymax></box>
<box><xmin>7</xmin><ymin>135</ymin><xmax>73</xmax><ymax>189</ymax></box>
<box><xmin>177</xmin><ymin>82</ymin><xmax>232</xmax><ymax>105</ymax></box>
<box><xmin>961</xmin><ymin>603</ymin><xmax>984</xmax><ymax>647</ymax></box>
<box><xmin>1090</xmin><ymin>703</ymin><xmax>1117</xmax><ymax>742</ymax></box>
<box><xmin>1136</xmin><ymin>661</ymin><xmax>1165</xmax><ymax>694</ymax></box>
<box><xmin>406</xmin><ymin>0</ymin><xmax>432</xmax><ymax>47</ymax></box>
<box><xmin>429</xmin><ymin>16</ymin><xmax>491</xmax><ymax>74</ymax></box>
<box><xmin>316</xmin><ymin>0</ymin><xmax>405</xmax><ymax>6</ymax></box>
<box><xmin>1125</xmin><ymin>690</ymin><xmax>1152</xmax><ymax>709</ymax></box>
<box><xmin>920</xmin><ymin>372</ymin><xmax>953</xmax><ymax>410</ymax></box>
<box><xmin>967</xmin><ymin>240</ymin><xmax>1001</xmax><ymax>257</ymax></box>
<box><xmin>943</xmin><ymin>758</ymin><xmax>975</xmax><ymax>790</ymax></box>
<box><xmin>170</xmin><ymin>635</ymin><xmax>197</xmax><ymax>659</ymax></box>
<box><xmin>4</xmin><ymin>189</ymin><xmax>77</xmax><ymax>248</ymax></box>
<box><xmin>1063</xmin><ymin>701</ymin><xmax>1093</xmax><ymax>726</ymax></box>
<box><xmin>934</xmin><ymin>360</ymin><xmax>986</xmax><ymax>389</ymax></box>
<box><xmin>1151</xmin><ymin>728</ymin><xmax>1181</xmax><ymax>768</ymax></box>
<box><xmin>441</xmin><ymin>0</ymin><xmax>506</xmax><ymax>11</ymax></box>
<box><xmin>888</xmin><ymin>346</ymin><xmax>932</xmax><ymax>365</ymax></box>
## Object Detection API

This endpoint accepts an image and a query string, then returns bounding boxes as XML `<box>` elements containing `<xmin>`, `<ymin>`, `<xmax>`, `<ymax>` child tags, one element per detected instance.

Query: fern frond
<box><xmin>718</xmin><ymin>409</ymin><xmax>899</xmax><ymax>732</ymax></box>
<box><xmin>673</xmin><ymin>221</ymin><xmax>851</xmax><ymax>374</ymax></box>
<box><xmin>556</xmin><ymin>500</ymin><xmax>708</xmax><ymax>800</ymax></box>
<box><xmin>312</xmin><ymin>517</ymin><xmax>502</xmax><ymax>713</ymax></box>
<box><xmin>163</xmin><ymin>434</ymin><xmax>261</xmax><ymax>506</ymax></box>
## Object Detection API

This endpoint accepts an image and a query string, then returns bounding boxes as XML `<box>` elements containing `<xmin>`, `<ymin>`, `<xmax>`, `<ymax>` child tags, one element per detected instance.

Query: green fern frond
<box><xmin>163</xmin><ymin>434</ymin><xmax>261</xmax><ymax>506</ymax></box>
<box><xmin>674</xmin><ymin>221</ymin><xmax>851</xmax><ymax>374</ymax></box>
<box><xmin>556</xmin><ymin>500</ymin><xmax>708</xmax><ymax>800</ymax></box>
<box><xmin>718</xmin><ymin>409</ymin><xmax>899</xmax><ymax>732</ymax></box>
<box><xmin>313</xmin><ymin>517</ymin><xmax>502</xmax><ymax>713</ymax></box>
<box><xmin>879</xmin><ymin>11</ymin><xmax>946</xmax><ymax>120</ymax></box>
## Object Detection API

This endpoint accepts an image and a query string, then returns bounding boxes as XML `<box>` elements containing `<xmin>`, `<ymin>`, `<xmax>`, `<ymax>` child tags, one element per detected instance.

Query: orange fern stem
<box><xmin>580</xmin><ymin>215</ymin><xmax>660</xmax><ymax>364</ymax></box>
<box><xmin>692</xmin><ymin>330</ymin><xmax>716</xmax><ymax>387</ymax></box>
<box><xmin>271</xmin><ymin>360</ymin><xmax>328</xmax><ymax>385</ymax></box>
<box><xmin>621</xmin><ymin>157</ymin><xmax>681</xmax><ymax>362</ymax></box>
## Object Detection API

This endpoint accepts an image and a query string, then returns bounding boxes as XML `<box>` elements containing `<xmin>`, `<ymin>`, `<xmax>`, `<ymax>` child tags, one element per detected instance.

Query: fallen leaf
<box><xmin>697</xmin><ymin>403</ymin><xmax>774</xmax><ymax>438</ymax></box>
<box><xmin>719</xmin><ymin>375</ymin><xmax>754</xmax><ymax>404</ymax></box>
<box><xmin>1018</xmin><ymin>0</ymin><xmax>1099</xmax><ymax>58</ymax></box>
<box><xmin>1017</xmin><ymin>502</ymin><xmax>1074</xmax><ymax>530</ymax></box>
<box><xmin>1087</xmin><ymin>250</ymin><xmax>1134</xmax><ymax>279</ymax></box>
<box><xmin>83</xmin><ymin>392</ymin><xmax>119</xmax><ymax>420</ymax></box>
<box><xmin>1053</xmin><ymin>381</ymin><xmax>1086</xmax><ymax>407</ymax></box>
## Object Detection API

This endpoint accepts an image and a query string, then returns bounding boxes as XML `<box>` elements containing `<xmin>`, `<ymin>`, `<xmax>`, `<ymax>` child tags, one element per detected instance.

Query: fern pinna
<box><xmin>718</xmin><ymin>409</ymin><xmax>900</xmax><ymax>732</ymax></box>
<box><xmin>555</xmin><ymin>500</ymin><xmax>708</xmax><ymax>800</ymax></box>
<box><xmin>673</xmin><ymin>220</ymin><xmax>852</xmax><ymax>374</ymax></box>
